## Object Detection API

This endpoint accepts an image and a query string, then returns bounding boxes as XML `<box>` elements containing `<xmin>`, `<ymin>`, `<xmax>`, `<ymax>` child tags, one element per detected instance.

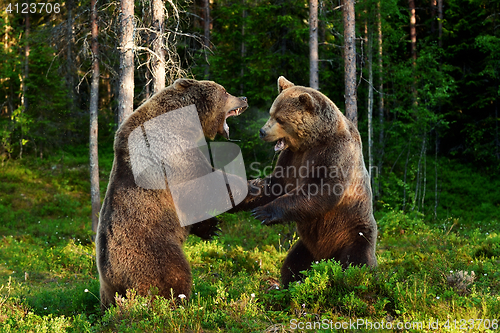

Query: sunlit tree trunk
<box><xmin>118</xmin><ymin>0</ymin><xmax>135</xmax><ymax>125</ymax></box>
<box><xmin>89</xmin><ymin>0</ymin><xmax>101</xmax><ymax>233</ymax></box>
<box><xmin>343</xmin><ymin>0</ymin><xmax>357</xmax><ymax>126</ymax></box>
<box><xmin>409</xmin><ymin>0</ymin><xmax>417</xmax><ymax>105</ymax></box>
<box><xmin>145</xmin><ymin>53</ymin><xmax>151</xmax><ymax>100</ymax></box>
<box><xmin>431</xmin><ymin>0</ymin><xmax>437</xmax><ymax>34</ymax></box>
<box><xmin>438</xmin><ymin>0</ymin><xmax>443</xmax><ymax>47</ymax></box>
<box><xmin>203</xmin><ymin>0</ymin><xmax>211</xmax><ymax>79</ymax></box>
<box><xmin>2</xmin><ymin>10</ymin><xmax>13</xmax><ymax>159</ymax></box>
<box><xmin>20</xmin><ymin>4</ymin><xmax>30</xmax><ymax>159</ymax></box>
<box><xmin>151</xmin><ymin>0</ymin><xmax>165</xmax><ymax>94</ymax></box>
<box><xmin>376</xmin><ymin>1</ymin><xmax>384</xmax><ymax>196</ymax></box>
<box><xmin>309</xmin><ymin>0</ymin><xmax>318</xmax><ymax>89</ymax></box>
<box><xmin>366</xmin><ymin>28</ymin><xmax>374</xmax><ymax>186</ymax></box>
<box><xmin>409</xmin><ymin>0</ymin><xmax>417</xmax><ymax>62</ymax></box>
<box><xmin>240</xmin><ymin>2</ymin><xmax>246</xmax><ymax>95</ymax></box>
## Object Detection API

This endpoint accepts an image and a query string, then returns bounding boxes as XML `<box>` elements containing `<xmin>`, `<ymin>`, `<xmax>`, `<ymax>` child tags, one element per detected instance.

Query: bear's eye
<box><xmin>276</xmin><ymin>118</ymin><xmax>284</xmax><ymax>125</ymax></box>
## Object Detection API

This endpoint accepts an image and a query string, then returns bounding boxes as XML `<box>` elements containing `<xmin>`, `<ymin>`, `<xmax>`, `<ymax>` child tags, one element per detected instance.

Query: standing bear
<box><xmin>96</xmin><ymin>78</ymin><xmax>247</xmax><ymax>309</ymax></box>
<box><xmin>240</xmin><ymin>76</ymin><xmax>377</xmax><ymax>287</ymax></box>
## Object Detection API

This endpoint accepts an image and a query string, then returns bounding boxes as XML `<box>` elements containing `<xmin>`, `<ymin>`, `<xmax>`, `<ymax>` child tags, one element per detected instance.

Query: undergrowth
<box><xmin>0</xmin><ymin>149</ymin><xmax>499</xmax><ymax>332</ymax></box>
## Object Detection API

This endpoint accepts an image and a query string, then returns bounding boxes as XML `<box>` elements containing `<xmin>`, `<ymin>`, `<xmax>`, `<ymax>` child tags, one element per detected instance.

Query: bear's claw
<box><xmin>252</xmin><ymin>207</ymin><xmax>280</xmax><ymax>225</ymax></box>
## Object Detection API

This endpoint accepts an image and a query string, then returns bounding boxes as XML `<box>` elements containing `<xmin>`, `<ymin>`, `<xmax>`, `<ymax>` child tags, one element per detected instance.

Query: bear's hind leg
<box><xmin>281</xmin><ymin>240</ymin><xmax>315</xmax><ymax>288</ymax></box>
<box><xmin>153</xmin><ymin>244</ymin><xmax>193</xmax><ymax>301</ymax></box>
<box><xmin>99</xmin><ymin>282</ymin><xmax>119</xmax><ymax>312</ymax></box>
<box><xmin>337</xmin><ymin>238</ymin><xmax>377</xmax><ymax>269</ymax></box>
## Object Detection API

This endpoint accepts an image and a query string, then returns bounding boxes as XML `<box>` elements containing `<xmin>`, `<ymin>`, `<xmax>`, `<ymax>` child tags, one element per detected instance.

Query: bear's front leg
<box><xmin>230</xmin><ymin>176</ymin><xmax>283</xmax><ymax>212</ymax></box>
<box><xmin>252</xmin><ymin>179</ymin><xmax>342</xmax><ymax>225</ymax></box>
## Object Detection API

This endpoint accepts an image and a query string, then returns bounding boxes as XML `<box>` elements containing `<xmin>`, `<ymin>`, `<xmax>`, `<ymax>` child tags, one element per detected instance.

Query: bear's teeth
<box><xmin>223</xmin><ymin>121</ymin><xmax>230</xmax><ymax>138</ymax></box>
<box><xmin>226</xmin><ymin>107</ymin><xmax>241</xmax><ymax>118</ymax></box>
<box><xmin>274</xmin><ymin>139</ymin><xmax>286</xmax><ymax>151</ymax></box>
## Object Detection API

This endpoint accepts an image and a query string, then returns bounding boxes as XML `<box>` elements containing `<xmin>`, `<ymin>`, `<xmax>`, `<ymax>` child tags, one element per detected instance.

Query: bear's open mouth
<box><xmin>223</xmin><ymin>106</ymin><xmax>247</xmax><ymax>139</ymax></box>
<box><xmin>274</xmin><ymin>138</ymin><xmax>288</xmax><ymax>152</ymax></box>
<box><xmin>226</xmin><ymin>107</ymin><xmax>245</xmax><ymax>118</ymax></box>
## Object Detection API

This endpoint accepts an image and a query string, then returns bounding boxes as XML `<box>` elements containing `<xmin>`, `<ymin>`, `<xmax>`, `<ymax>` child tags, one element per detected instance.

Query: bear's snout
<box><xmin>259</xmin><ymin>128</ymin><xmax>267</xmax><ymax>139</ymax></box>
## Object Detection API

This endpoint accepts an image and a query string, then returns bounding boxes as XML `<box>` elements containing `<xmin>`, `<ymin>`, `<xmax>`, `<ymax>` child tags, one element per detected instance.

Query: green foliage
<box><xmin>1</xmin><ymin>154</ymin><xmax>500</xmax><ymax>331</ymax></box>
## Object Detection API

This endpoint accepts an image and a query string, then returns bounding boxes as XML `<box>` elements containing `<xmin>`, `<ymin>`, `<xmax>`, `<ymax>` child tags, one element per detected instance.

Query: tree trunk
<box><xmin>431</xmin><ymin>0</ymin><xmax>437</xmax><ymax>34</ymax></box>
<box><xmin>421</xmin><ymin>136</ymin><xmax>427</xmax><ymax>212</ymax></box>
<box><xmin>496</xmin><ymin>100</ymin><xmax>499</xmax><ymax>160</ymax></box>
<box><xmin>403</xmin><ymin>144</ymin><xmax>411</xmax><ymax>211</ymax></box>
<box><xmin>23</xmin><ymin>7</ymin><xmax>29</xmax><ymax>113</ymax></box>
<box><xmin>151</xmin><ymin>0</ymin><xmax>165</xmax><ymax>94</ymax></box>
<box><xmin>434</xmin><ymin>128</ymin><xmax>439</xmax><ymax>218</ymax></box>
<box><xmin>413</xmin><ymin>133</ymin><xmax>426</xmax><ymax>211</ymax></box>
<box><xmin>409</xmin><ymin>0</ymin><xmax>418</xmax><ymax>105</ymax></box>
<box><xmin>409</xmin><ymin>0</ymin><xmax>417</xmax><ymax>62</ymax></box>
<box><xmin>309</xmin><ymin>0</ymin><xmax>318</xmax><ymax>89</ymax></box>
<box><xmin>66</xmin><ymin>0</ymin><xmax>75</xmax><ymax>112</ymax></box>
<box><xmin>438</xmin><ymin>0</ymin><xmax>443</xmax><ymax>48</ymax></box>
<box><xmin>367</xmin><ymin>30</ymin><xmax>374</xmax><ymax>186</ymax></box>
<box><xmin>343</xmin><ymin>0</ymin><xmax>357</xmax><ymax>127</ymax></box>
<box><xmin>145</xmin><ymin>52</ymin><xmax>151</xmax><ymax>100</ymax></box>
<box><xmin>20</xmin><ymin>4</ymin><xmax>30</xmax><ymax>159</ymax></box>
<box><xmin>240</xmin><ymin>3</ymin><xmax>246</xmax><ymax>95</ymax></box>
<box><xmin>203</xmin><ymin>0</ymin><xmax>211</xmax><ymax>79</ymax></box>
<box><xmin>376</xmin><ymin>1</ymin><xmax>384</xmax><ymax>196</ymax></box>
<box><xmin>118</xmin><ymin>0</ymin><xmax>135</xmax><ymax>125</ymax></box>
<box><xmin>90</xmin><ymin>0</ymin><xmax>101</xmax><ymax>234</ymax></box>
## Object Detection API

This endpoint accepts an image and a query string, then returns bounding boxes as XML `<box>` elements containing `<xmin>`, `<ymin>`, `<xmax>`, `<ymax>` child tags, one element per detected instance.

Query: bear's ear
<box><xmin>298</xmin><ymin>93</ymin><xmax>315</xmax><ymax>112</ymax></box>
<box><xmin>173</xmin><ymin>78</ymin><xmax>196</xmax><ymax>90</ymax></box>
<box><xmin>278</xmin><ymin>76</ymin><xmax>295</xmax><ymax>93</ymax></box>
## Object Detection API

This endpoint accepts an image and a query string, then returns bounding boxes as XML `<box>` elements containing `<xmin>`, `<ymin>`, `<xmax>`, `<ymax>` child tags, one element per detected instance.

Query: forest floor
<box><xmin>0</xmin><ymin>149</ymin><xmax>499</xmax><ymax>332</ymax></box>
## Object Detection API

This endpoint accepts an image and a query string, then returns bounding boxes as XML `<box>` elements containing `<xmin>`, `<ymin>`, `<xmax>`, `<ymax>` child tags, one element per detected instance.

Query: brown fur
<box><xmin>238</xmin><ymin>76</ymin><xmax>377</xmax><ymax>287</ymax></box>
<box><xmin>96</xmin><ymin>79</ymin><xmax>247</xmax><ymax>309</ymax></box>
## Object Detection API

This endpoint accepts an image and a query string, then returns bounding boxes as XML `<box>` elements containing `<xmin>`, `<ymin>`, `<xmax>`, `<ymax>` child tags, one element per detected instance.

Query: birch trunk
<box><xmin>118</xmin><ymin>0</ymin><xmax>135</xmax><ymax>125</ymax></box>
<box><xmin>309</xmin><ymin>0</ymin><xmax>319</xmax><ymax>89</ymax></box>
<box><xmin>151</xmin><ymin>0</ymin><xmax>165</xmax><ymax>93</ymax></box>
<box><xmin>343</xmin><ymin>0</ymin><xmax>357</xmax><ymax>126</ymax></box>
<box><xmin>90</xmin><ymin>0</ymin><xmax>101</xmax><ymax>233</ymax></box>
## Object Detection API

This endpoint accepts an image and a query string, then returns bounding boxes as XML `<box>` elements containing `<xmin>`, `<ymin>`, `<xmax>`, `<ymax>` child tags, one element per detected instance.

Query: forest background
<box><xmin>0</xmin><ymin>0</ymin><xmax>499</xmax><ymax>331</ymax></box>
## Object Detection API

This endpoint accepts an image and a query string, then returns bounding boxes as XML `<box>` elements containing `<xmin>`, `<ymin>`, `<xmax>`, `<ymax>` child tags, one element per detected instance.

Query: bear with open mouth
<box><xmin>96</xmin><ymin>78</ymin><xmax>247</xmax><ymax>309</ymax></box>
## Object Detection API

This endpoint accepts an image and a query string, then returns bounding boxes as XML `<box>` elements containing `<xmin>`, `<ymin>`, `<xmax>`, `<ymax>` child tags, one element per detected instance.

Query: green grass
<box><xmin>0</xmin><ymin>150</ymin><xmax>499</xmax><ymax>332</ymax></box>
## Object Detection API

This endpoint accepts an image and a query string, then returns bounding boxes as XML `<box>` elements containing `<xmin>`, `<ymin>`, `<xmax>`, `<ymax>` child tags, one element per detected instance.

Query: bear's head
<box><xmin>259</xmin><ymin>76</ymin><xmax>341</xmax><ymax>152</ymax></box>
<box><xmin>173</xmin><ymin>79</ymin><xmax>248</xmax><ymax>140</ymax></box>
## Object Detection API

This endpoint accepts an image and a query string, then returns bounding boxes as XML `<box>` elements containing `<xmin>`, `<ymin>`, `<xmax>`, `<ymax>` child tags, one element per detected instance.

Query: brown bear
<box><xmin>96</xmin><ymin>78</ymin><xmax>247</xmax><ymax>309</ymax></box>
<box><xmin>239</xmin><ymin>76</ymin><xmax>377</xmax><ymax>287</ymax></box>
